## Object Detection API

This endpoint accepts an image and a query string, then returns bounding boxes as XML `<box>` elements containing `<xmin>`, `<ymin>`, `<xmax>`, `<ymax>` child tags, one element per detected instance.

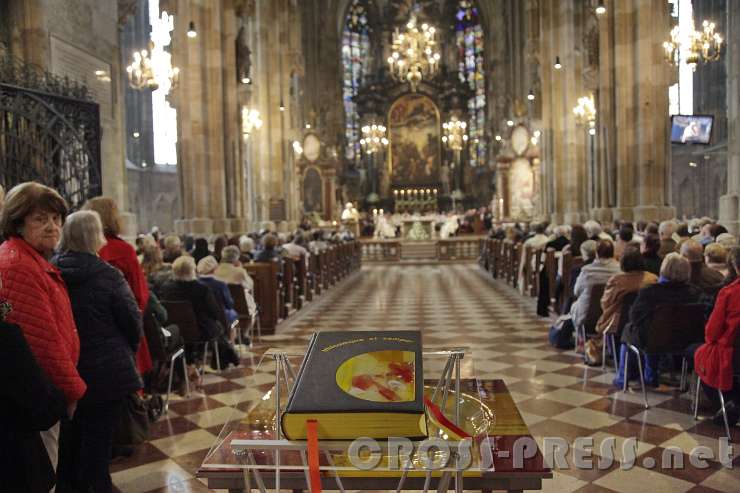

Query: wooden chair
<box><xmin>161</xmin><ymin>300</ymin><xmax>221</xmax><ymax>372</ymax></box>
<box><xmin>295</xmin><ymin>255</ymin><xmax>308</xmax><ymax>308</ymax></box>
<box><xmin>624</xmin><ymin>303</ymin><xmax>706</xmax><ymax>408</ymax></box>
<box><xmin>245</xmin><ymin>261</ymin><xmax>280</xmax><ymax>333</ymax></box>
<box><xmin>228</xmin><ymin>284</ymin><xmax>260</xmax><ymax>346</ymax></box>
<box><xmin>575</xmin><ymin>283</ymin><xmax>606</xmax><ymax>354</ymax></box>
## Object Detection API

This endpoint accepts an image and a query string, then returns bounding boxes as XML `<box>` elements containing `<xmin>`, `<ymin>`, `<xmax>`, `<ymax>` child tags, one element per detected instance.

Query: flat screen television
<box><xmin>671</xmin><ymin>115</ymin><xmax>713</xmax><ymax>145</ymax></box>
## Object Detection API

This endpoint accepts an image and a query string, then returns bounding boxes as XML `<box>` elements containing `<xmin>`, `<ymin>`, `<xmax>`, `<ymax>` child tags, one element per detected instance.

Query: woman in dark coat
<box><xmin>0</xmin><ymin>300</ymin><xmax>67</xmax><ymax>492</ymax></box>
<box><xmin>615</xmin><ymin>253</ymin><xmax>706</xmax><ymax>388</ymax></box>
<box><xmin>159</xmin><ymin>255</ymin><xmax>224</xmax><ymax>341</ymax></box>
<box><xmin>53</xmin><ymin>211</ymin><xmax>143</xmax><ymax>493</ymax></box>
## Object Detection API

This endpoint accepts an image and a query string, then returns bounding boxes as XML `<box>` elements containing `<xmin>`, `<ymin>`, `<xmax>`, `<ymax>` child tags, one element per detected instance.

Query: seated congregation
<box><xmin>481</xmin><ymin>218</ymin><xmax>740</xmax><ymax>435</ymax></box>
<box><xmin>0</xmin><ymin>181</ymin><xmax>360</xmax><ymax>492</ymax></box>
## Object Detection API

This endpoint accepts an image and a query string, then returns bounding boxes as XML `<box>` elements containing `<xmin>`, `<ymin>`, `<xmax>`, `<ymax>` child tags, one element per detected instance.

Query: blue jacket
<box><xmin>198</xmin><ymin>276</ymin><xmax>238</xmax><ymax>324</ymax></box>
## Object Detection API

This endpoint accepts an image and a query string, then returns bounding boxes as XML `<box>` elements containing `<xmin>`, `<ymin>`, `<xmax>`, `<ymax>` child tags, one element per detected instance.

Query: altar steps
<box><xmin>401</xmin><ymin>241</ymin><xmax>438</xmax><ymax>260</ymax></box>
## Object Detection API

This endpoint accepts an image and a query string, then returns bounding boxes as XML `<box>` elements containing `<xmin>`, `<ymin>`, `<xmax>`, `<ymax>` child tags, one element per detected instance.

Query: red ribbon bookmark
<box><xmin>306</xmin><ymin>419</ymin><xmax>322</xmax><ymax>493</ymax></box>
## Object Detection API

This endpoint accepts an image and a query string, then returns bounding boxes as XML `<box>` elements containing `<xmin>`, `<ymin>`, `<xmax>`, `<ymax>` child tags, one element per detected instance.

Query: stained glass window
<box><xmin>342</xmin><ymin>0</ymin><xmax>372</xmax><ymax>162</ymax></box>
<box><xmin>455</xmin><ymin>0</ymin><xmax>486</xmax><ymax>167</ymax></box>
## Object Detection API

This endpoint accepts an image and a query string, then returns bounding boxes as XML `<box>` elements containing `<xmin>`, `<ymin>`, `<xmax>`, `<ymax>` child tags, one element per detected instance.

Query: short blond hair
<box><xmin>172</xmin><ymin>255</ymin><xmax>196</xmax><ymax>281</ymax></box>
<box><xmin>704</xmin><ymin>242</ymin><xmax>728</xmax><ymax>264</ymax></box>
<box><xmin>58</xmin><ymin>210</ymin><xmax>107</xmax><ymax>254</ymax></box>
<box><xmin>163</xmin><ymin>234</ymin><xmax>181</xmax><ymax>251</ymax></box>
<box><xmin>660</xmin><ymin>252</ymin><xmax>691</xmax><ymax>283</ymax></box>
<box><xmin>82</xmin><ymin>196</ymin><xmax>122</xmax><ymax>236</ymax></box>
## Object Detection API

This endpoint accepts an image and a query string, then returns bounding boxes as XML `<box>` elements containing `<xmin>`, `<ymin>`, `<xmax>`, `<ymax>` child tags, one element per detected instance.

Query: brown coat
<box><xmin>596</xmin><ymin>271</ymin><xmax>658</xmax><ymax>333</ymax></box>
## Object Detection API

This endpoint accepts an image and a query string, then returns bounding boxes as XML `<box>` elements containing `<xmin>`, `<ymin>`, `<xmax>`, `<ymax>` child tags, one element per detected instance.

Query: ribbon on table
<box><xmin>306</xmin><ymin>419</ymin><xmax>322</xmax><ymax>493</ymax></box>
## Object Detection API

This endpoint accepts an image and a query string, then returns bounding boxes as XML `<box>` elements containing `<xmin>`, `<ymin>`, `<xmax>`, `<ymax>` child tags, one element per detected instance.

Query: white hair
<box><xmin>58</xmin><ymin>210</ymin><xmax>107</xmax><ymax>254</ymax></box>
<box><xmin>716</xmin><ymin>233</ymin><xmax>737</xmax><ymax>248</ymax></box>
<box><xmin>221</xmin><ymin>245</ymin><xmax>241</xmax><ymax>264</ymax></box>
<box><xmin>580</xmin><ymin>239</ymin><xmax>597</xmax><ymax>259</ymax></box>
<box><xmin>583</xmin><ymin>220</ymin><xmax>602</xmax><ymax>239</ymax></box>
<box><xmin>239</xmin><ymin>235</ymin><xmax>254</xmax><ymax>253</ymax></box>
<box><xmin>658</xmin><ymin>220</ymin><xmax>676</xmax><ymax>238</ymax></box>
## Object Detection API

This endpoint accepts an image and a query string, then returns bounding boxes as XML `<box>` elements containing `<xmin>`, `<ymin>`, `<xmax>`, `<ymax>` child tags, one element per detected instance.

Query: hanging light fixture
<box><xmin>553</xmin><ymin>56</ymin><xmax>562</xmax><ymax>70</ymax></box>
<box><xmin>442</xmin><ymin>117</ymin><xmax>468</xmax><ymax>152</ymax></box>
<box><xmin>187</xmin><ymin>21</ymin><xmax>197</xmax><ymax>38</ymax></box>
<box><xmin>241</xmin><ymin>107</ymin><xmax>263</xmax><ymax>139</ymax></box>
<box><xmin>360</xmin><ymin>124</ymin><xmax>389</xmax><ymax>154</ymax></box>
<box><xmin>527</xmin><ymin>89</ymin><xmax>535</xmax><ymax>101</ymax></box>
<box><xmin>279</xmin><ymin>99</ymin><xmax>285</xmax><ymax>111</ymax></box>
<box><xmin>387</xmin><ymin>16</ymin><xmax>441</xmax><ymax>92</ymax></box>
<box><xmin>595</xmin><ymin>0</ymin><xmax>606</xmax><ymax>16</ymax></box>
<box><xmin>663</xmin><ymin>18</ymin><xmax>723</xmax><ymax>71</ymax></box>
<box><xmin>573</xmin><ymin>94</ymin><xmax>597</xmax><ymax>135</ymax></box>
<box><xmin>126</xmin><ymin>40</ymin><xmax>180</xmax><ymax>91</ymax></box>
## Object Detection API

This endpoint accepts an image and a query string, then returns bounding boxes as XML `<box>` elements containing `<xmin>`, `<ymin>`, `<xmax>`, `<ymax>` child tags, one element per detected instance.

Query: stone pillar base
<box><xmin>174</xmin><ymin>218</ymin><xmax>214</xmax><ymax>236</ymax></box>
<box><xmin>550</xmin><ymin>212</ymin><xmax>564</xmax><ymax>225</ymax></box>
<box><xmin>119</xmin><ymin>212</ymin><xmax>138</xmax><ymax>242</ymax></box>
<box><xmin>211</xmin><ymin>218</ymin><xmax>232</xmax><ymax>234</ymax></box>
<box><xmin>632</xmin><ymin>205</ymin><xmax>676</xmax><ymax>223</ymax></box>
<box><xmin>230</xmin><ymin>218</ymin><xmax>249</xmax><ymax>234</ymax></box>
<box><xmin>611</xmin><ymin>207</ymin><xmax>634</xmax><ymax>221</ymax></box>
<box><xmin>563</xmin><ymin>211</ymin><xmax>588</xmax><ymax>224</ymax></box>
<box><xmin>719</xmin><ymin>194</ymin><xmax>740</xmax><ymax>235</ymax></box>
<box><xmin>590</xmin><ymin>207</ymin><xmax>613</xmax><ymax>223</ymax></box>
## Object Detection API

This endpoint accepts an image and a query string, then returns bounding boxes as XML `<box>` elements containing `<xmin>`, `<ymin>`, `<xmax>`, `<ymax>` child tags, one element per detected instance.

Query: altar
<box><xmin>401</xmin><ymin>217</ymin><xmax>436</xmax><ymax>240</ymax></box>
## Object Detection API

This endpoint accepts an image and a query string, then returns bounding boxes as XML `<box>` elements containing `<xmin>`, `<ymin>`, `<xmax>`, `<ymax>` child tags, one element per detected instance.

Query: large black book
<box><xmin>281</xmin><ymin>330</ymin><xmax>427</xmax><ymax>440</ymax></box>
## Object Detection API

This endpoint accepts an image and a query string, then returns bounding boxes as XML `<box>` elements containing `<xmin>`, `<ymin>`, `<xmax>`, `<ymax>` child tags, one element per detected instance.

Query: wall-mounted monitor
<box><xmin>671</xmin><ymin>115</ymin><xmax>713</xmax><ymax>145</ymax></box>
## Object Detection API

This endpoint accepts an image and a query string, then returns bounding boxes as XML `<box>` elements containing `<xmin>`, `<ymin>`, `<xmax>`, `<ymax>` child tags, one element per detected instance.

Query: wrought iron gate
<box><xmin>0</xmin><ymin>54</ymin><xmax>101</xmax><ymax>209</ymax></box>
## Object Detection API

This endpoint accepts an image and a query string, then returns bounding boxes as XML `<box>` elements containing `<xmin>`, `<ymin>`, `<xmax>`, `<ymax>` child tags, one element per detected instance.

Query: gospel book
<box><xmin>281</xmin><ymin>330</ymin><xmax>427</xmax><ymax>440</ymax></box>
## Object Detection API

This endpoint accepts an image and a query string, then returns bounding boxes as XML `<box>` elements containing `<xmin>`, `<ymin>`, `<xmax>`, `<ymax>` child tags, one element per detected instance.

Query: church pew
<box><xmin>490</xmin><ymin>239</ymin><xmax>502</xmax><ymax>279</ymax></box>
<box><xmin>281</xmin><ymin>257</ymin><xmax>296</xmax><ymax>316</ymax></box>
<box><xmin>296</xmin><ymin>254</ymin><xmax>309</xmax><ymax>304</ymax></box>
<box><xmin>244</xmin><ymin>261</ymin><xmax>280</xmax><ymax>334</ymax></box>
<box><xmin>545</xmin><ymin>249</ymin><xmax>558</xmax><ymax>309</ymax></box>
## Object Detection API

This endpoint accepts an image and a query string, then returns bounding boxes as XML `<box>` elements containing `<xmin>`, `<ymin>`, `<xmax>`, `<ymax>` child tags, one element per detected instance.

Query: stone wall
<box><xmin>126</xmin><ymin>161</ymin><xmax>181</xmax><ymax>233</ymax></box>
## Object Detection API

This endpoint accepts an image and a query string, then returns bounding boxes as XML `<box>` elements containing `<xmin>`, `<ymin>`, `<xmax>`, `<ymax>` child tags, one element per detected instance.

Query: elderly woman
<box><xmin>160</xmin><ymin>256</ymin><xmax>223</xmax><ymax>341</ymax></box>
<box><xmin>83</xmin><ymin>196</ymin><xmax>152</xmax><ymax>376</ymax></box>
<box><xmin>239</xmin><ymin>235</ymin><xmax>255</xmax><ymax>262</ymax></box>
<box><xmin>214</xmin><ymin>245</ymin><xmax>257</xmax><ymax>316</ymax></box>
<box><xmin>597</xmin><ymin>248</ymin><xmax>658</xmax><ymax>335</ymax></box>
<box><xmin>161</xmin><ymin>234</ymin><xmax>183</xmax><ymax>263</ymax></box>
<box><xmin>53</xmin><ymin>211</ymin><xmax>142</xmax><ymax>493</ymax></box>
<box><xmin>570</xmin><ymin>240</ymin><xmax>621</xmax><ymax>331</ymax></box>
<box><xmin>197</xmin><ymin>255</ymin><xmax>238</xmax><ymax>325</ymax></box>
<box><xmin>0</xmin><ymin>182</ymin><xmax>86</xmax><ymax>473</ymax></box>
<box><xmin>694</xmin><ymin>251</ymin><xmax>740</xmax><ymax>427</ymax></box>
<box><xmin>255</xmin><ymin>233</ymin><xmax>281</xmax><ymax>263</ymax></box>
<box><xmin>705</xmin><ymin>242</ymin><xmax>729</xmax><ymax>277</ymax></box>
<box><xmin>615</xmin><ymin>253</ymin><xmax>705</xmax><ymax>388</ymax></box>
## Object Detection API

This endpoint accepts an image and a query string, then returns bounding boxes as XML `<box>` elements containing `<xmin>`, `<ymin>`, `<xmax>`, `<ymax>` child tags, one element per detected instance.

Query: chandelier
<box><xmin>241</xmin><ymin>107</ymin><xmax>263</xmax><ymax>139</ymax></box>
<box><xmin>387</xmin><ymin>16</ymin><xmax>441</xmax><ymax>92</ymax></box>
<box><xmin>442</xmin><ymin>117</ymin><xmax>468</xmax><ymax>152</ymax></box>
<box><xmin>360</xmin><ymin>124</ymin><xmax>389</xmax><ymax>154</ymax></box>
<box><xmin>572</xmin><ymin>95</ymin><xmax>596</xmax><ymax>135</ymax></box>
<box><xmin>126</xmin><ymin>41</ymin><xmax>180</xmax><ymax>91</ymax></box>
<box><xmin>663</xmin><ymin>19</ymin><xmax>722</xmax><ymax>71</ymax></box>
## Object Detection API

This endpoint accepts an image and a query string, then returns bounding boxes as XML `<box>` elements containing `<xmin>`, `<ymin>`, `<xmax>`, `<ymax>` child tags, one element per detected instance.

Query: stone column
<box><xmin>170</xmin><ymin>0</ymin><xmax>245</xmax><ymax>235</ymax></box>
<box><xmin>720</xmin><ymin>2</ymin><xmax>740</xmax><ymax>233</ymax></box>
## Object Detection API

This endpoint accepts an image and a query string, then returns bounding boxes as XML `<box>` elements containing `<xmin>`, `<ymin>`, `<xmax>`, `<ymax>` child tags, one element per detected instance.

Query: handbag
<box><xmin>548</xmin><ymin>315</ymin><xmax>575</xmax><ymax>349</ymax></box>
<box><xmin>112</xmin><ymin>393</ymin><xmax>150</xmax><ymax>447</ymax></box>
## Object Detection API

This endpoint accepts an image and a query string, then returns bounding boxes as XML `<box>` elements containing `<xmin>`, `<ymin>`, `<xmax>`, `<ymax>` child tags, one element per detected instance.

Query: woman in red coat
<box><xmin>694</xmin><ymin>268</ymin><xmax>740</xmax><ymax>426</ymax></box>
<box><xmin>0</xmin><ymin>182</ymin><xmax>86</xmax><ymax>473</ymax></box>
<box><xmin>83</xmin><ymin>197</ymin><xmax>153</xmax><ymax>376</ymax></box>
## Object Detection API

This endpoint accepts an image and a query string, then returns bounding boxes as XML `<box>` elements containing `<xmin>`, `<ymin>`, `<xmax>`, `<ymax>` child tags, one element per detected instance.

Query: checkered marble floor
<box><xmin>111</xmin><ymin>263</ymin><xmax>740</xmax><ymax>493</ymax></box>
